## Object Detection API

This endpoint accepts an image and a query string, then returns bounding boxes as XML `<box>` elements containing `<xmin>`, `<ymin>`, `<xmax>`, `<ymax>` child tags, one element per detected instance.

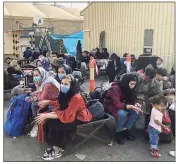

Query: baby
<box><xmin>148</xmin><ymin>96</ymin><xmax>168</xmax><ymax>157</ymax></box>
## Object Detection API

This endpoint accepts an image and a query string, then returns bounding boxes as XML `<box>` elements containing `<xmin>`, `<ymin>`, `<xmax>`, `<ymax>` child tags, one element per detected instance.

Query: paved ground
<box><xmin>3</xmin><ymin>76</ymin><xmax>175</xmax><ymax>162</ymax></box>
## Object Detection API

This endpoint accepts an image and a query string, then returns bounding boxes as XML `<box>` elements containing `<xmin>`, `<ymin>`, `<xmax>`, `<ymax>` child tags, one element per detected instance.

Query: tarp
<box><xmin>50</xmin><ymin>31</ymin><xmax>84</xmax><ymax>56</ymax></box>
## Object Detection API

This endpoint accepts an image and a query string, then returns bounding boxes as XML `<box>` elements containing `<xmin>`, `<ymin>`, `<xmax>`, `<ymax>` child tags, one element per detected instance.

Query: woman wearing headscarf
<box><xmin>106</xmin><ymin>53</ymin><xmax>121</xmax><ymax>83</ymax></box>
<box><xmin>36</xmin><ymin>74</ymin><xmax>92</xmax><ymax>160</ymax></box>
<box><xmin>104</xmin><ymin>74</ymin><xmax>142</xmax><ymax>144</ymax></box>
<box><xmin>29</xmin><ymin>67</ymin><xmax>60</xmax><ymax>137</ymax></box>
<box><xmin>55</xmin><ymin>65</ymin><xmax>71</xmax><ymax>83</ymax></box>
<box><xmin>102</xmin><ymin>48</ymin><xmax>109</xmax><ymax>59</ymax></box>
<box><xmin>36</xmin><ymin>56</ymin><xmax>50</xmax><ymax>71</ymax></box>
<box><xmin>95</xmin><ymin>47</ymin><xmax>102</xmax><ymax>59</ymax></box>
<box><xmin>10</xmin><ymin>60</ymin><xmax>22</xmax><ymax>75</ymax></box>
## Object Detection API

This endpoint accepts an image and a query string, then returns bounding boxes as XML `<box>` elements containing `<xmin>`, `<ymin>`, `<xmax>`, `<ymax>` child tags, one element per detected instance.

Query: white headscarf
<box><xmin>37</xmin><ymin>67</ymin><xmax>60</xmax><ymax>92</ymax></box>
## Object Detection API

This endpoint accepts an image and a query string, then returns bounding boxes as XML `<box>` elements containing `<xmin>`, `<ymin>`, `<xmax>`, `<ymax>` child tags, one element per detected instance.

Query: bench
<box><xmin>63</xmin><ymin>113</ymin><xmax>115</xmax><ymax>156</ymax></box>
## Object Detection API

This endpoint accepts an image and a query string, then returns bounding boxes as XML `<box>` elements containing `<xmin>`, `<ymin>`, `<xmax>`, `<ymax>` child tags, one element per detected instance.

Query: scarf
<box><xmin>117</xmin><ymin>74</ymin><xmax>137</xmax><ymax>104</ymax></box>
<box><xmin>58</xmin><ymin>75</ymin><xmax>79</xmax><ymax>110</ymax></box>
<box><xmin>38</xmin><ymin>67</ymin><xmax>60</xmax><ymax>92</ymax></box>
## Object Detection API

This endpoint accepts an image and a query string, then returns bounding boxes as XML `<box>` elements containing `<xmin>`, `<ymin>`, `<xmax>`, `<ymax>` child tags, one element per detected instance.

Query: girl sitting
<box><xmin>36</xmin><ymin>75</ymin><xmax>92</xmax><ymax>160</ymax></box>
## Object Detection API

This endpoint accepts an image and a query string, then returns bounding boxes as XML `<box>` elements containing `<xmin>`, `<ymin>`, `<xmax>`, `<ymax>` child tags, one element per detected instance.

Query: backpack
<box><xmin>4</xmin><ymin>94</ymin><xmax>31</xmax><ymax>137</ymax></box>
<box><xmin>88</xmin><ymin>100</ymin><xmax>105</xmax><ymax>119</ymax></box>
<box><xmin>162</xmin><ymin>111</ymin><xmax>172</xmax><ymax>134</ymax></box>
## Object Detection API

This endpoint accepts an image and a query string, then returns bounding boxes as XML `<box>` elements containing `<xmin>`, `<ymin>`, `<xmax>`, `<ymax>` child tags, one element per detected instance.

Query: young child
<box><xmin>148</xmin><ymin>96</ymin><xmax>168</xmax><ymax>157</ymax></box>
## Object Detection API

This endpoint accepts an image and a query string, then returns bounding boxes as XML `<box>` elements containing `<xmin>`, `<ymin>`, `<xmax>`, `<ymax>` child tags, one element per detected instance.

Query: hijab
<box><xmin>95</xmin><ymin>48</ymin><xmax>102</xmax><ymax>59</ymax></box>
<box><xmin>55</xmin><ymin>65</ymin><xmax>69</xmax><ymax>83</ymax></box>
<box><xmin>117</xmin><ymin>74</ymin><xmax>137</xmax><ymax>104</ymax></box>
<box><xmin>10</xmin><ymin>60</ymin><xmax>20</xmax><ymax>70</ymax></box>
<box><xmin>58</xmin><ymin>74</ymin><xmax>80</xmax><ymax>110</ymax></box>
<box><xmin>37</xmin><ymin>67</ymin><xmax>60</xmax><ymax>92</ymax></box>
<box><xmin>36</xmin><ymin>56</ymin><xmax>50</xmax><ymax>71</ymax></box>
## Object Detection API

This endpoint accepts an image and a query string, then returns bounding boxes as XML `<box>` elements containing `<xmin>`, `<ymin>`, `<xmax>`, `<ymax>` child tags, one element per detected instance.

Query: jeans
<box><xmin>116</xmin><ymin>109</ymin><xmax>139</xmax><ymax>132</ymax></box>
<box><xmin>148</xmin><ymin>125</ymin><xmax>160</xmax><ymax>148</ymax></box>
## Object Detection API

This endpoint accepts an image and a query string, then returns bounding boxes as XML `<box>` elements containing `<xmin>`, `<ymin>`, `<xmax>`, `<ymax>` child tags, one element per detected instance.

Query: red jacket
<box><xmin>104</xmin><ymin>84</ymin><xmax>126</xmax><ymax>119</ymax></box>
<box><xmin>38</xmin><ymin>93</ymin><xmax>92</xmax><ymax>142</ymax></box>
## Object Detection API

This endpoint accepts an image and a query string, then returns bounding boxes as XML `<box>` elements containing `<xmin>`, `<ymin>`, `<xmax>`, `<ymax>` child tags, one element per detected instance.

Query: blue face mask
<box><xmin>61</xmin><ymin>84</ymin><xmax>70</xmax><ymax>94</ymax></box>
<box><xmin>33</xmin><ymin>76</ymin><xmax>42</xmax><ymax>84</ymax></box>
<box><xmin>58</xmin><ymin>73</ymin><xmax>66</xmax><ymax>80</ymax></box>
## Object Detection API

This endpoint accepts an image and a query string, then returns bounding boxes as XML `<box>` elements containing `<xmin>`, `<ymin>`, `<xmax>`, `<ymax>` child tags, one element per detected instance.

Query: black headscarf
<box><xmin>55</xmin><ymin>64</ymin><xmax>70</xmax><ymax>83</ymax></box>
<box><xmin>95</xmin><ymin>48</ymin><xmax>102</xmax><ymax>59</ymax></box>
<box><xmin>58</xmin><ymin>74</ymin><xmax>80</xmax><ymax>110</ymax></box>
<box><xmin>102</xmin><ymin>48</ymin><xmax>109</xmax><ymax>59</ymax></box>
<box><xmin>117</xmin><ymin>74</ymin><xmax>137</xmax><ymax>104</ymax></box>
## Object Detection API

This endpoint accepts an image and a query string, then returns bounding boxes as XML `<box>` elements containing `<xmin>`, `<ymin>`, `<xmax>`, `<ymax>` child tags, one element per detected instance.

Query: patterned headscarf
<box><xmin>37</xmin><ymin>67</ymin><xmax>60</xmax><ymax>92</ymax></box>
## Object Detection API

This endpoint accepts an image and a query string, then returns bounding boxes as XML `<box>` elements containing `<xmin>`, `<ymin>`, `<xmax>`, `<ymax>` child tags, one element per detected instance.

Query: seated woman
<box><xmin>36</xmin><ymin>74</ymin><xmax>92</xmax><ymax>160</ymax></box>
<box><xmin>55</xmin><ymin>65</ymin><xmax>71</xmax><ymax>83</ymax></box>
<box><xmin>104</xmin><ymin>74</ymin><xmax>142</xmax><ymax>144</ymax></box>
<box><xmin>10</xmin><ymin>60</ymin><xmax>22</xmax><ymax>74</ymax></box>
<box><xmin>29</xmin><ymin>67</ymin><xmax>60</xmax><ymax>137</ymax></box>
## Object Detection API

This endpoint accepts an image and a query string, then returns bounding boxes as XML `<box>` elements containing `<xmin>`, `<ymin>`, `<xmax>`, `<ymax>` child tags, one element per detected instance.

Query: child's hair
<box><xmin>151</xmin><ymin>95</ymin><xmax>167</xmax><ymax>106</ymax></box>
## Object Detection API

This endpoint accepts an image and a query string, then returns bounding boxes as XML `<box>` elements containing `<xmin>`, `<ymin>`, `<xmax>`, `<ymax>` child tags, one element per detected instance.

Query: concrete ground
<box><xmin>3</xmin><ymin>76</ymin><xmax>175</xmax><ymax>162</ymax></box>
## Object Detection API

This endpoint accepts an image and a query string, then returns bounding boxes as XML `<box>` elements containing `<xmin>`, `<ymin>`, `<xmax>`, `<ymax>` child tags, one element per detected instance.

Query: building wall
<box><xmin>4</xmin><ymin>33</ymin><xmax>13</xmax><ymax>55</ymax></box>
<box><xmin>82</xmin><ymin>2</ymin><xmax>174</xmax><ymax>70</ymax></box>
<box><xmin>4</xmin><ymin>18</ymin><xmax>82</xmax><ymax>34</ymax></box>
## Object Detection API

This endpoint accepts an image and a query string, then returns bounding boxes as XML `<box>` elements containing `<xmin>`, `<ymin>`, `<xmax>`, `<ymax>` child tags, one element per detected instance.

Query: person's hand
<box><xmin>35</xmin><ymin>113</ymin><xmax>47</xmax><ymax>124</ymax></box>
<box><xmin>29</xmin><ymin>97</ymin><xmax>34</xmax><ymax>103</ymax></box>
<box><xmin>132</xmin><ymin>105</ymin><xmax>143</xmax><ymax>114</ymax></box>
<box><xmin>38</xmin><ymin>100</ymin><xmax>49</xmax><ymax>108</ymax></box>
<box><xmin>163</xmin><ymin>76</ymin><xmax>168</xmax><ymax>81</ymax></box>
<box><xmin>165</xmin><ymin>89</ymin><xmax>172</xmax><ymax>94</ymax></box>
<box><xmin>163</xmin><ymin>125</ymin><xmax>168</xmax><ymax>130</ymax></box>
<box><xmin>135</xmin><ymin>103</ymin><xmax>142</xmax><ymax>109</ymax></box>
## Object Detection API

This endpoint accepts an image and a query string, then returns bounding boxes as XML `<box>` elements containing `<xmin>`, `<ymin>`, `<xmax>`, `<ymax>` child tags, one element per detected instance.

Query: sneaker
<box><xmin>169</xmin><ymin>151</ymin><xmax>175</xmax><ymax>157</ymax></box>
<box><xmin>115</xmin><ymin>132</ymin><xmax>125</xmax><ymax>144</ymax></box>
<box><xmin>149</xmin><ymin>147</ymin><xmax>159</xmax><ymax>152</ymax></box>
<box><xmin>42</xmin><ymin>147</ymin><xmax>62</xmax><ymax>161</ymax></box>
<box><xmin>53</xmin><ymin>146</ymin><xmax>64</xmax><ymax>153</ymax></box>
<box><xmin>151</xmin><ymin>148</ymin><xmax>161</xmax><ymax>157</ymax></box>
<box><xmin>30</xmin><ymin>124</ymin><xmax>38</xmax><ymax>138</ymax></box>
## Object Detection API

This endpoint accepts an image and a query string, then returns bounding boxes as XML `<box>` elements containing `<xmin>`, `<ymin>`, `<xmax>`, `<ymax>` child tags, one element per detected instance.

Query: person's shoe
<box><xmin>30</xmin><ymin>124</ymin><xmax>38</xmax><ymax>138</ymax></box>
<box><xmin>121</xmin><ymin>129</ymin><xmax>135</xmax><ymax>141</ymax></box>
<box><xmin>115</xmin><ymin>132</ymin><xmax>125</xmax><ymax>144</ymax></box>
<box><xmin>53</xmin><ymin>146</ymin><xmax>64</xmax><ymax>153</ymax></box>
<box><xmin>149</xmin><ymin>147</ymin><xmax>159</xmax><ymax>152</ymax></box>
<box><xmin>169</xmin><ymin>151</ymin><xmax>175</xmax><ymax>157</ymax></box>
<box><xmin>42</xmin><ymin>147</ymin><xmax>62</xmax><ymax>160</ymax></box>
<box><xmin>151</xmin><ymin>148</ymin><xmax>161</xmax><ymax>157</ymax></box>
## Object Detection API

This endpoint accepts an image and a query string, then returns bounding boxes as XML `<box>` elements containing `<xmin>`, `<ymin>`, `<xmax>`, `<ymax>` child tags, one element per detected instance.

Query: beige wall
<box><xmin>4</xmin><ymin>32</ymin><xmax>13</xmax><ymax>55</ymax></box>
<box><xmin>82</xmin><ymin>2</ymin><xmax>174</xmax><ymax>70</ymax></box>
<box><xmin>4</xmin><ymin>17</ymin><xmax>82</xmax><ymax>34</ymax></box>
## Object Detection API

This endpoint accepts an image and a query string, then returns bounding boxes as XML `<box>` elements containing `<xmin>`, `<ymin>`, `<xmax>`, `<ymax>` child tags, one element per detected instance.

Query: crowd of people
<box><xmin>4</xmin><ymin>47</ymin><xmax>175</xmax><ymax>160</ymax></box>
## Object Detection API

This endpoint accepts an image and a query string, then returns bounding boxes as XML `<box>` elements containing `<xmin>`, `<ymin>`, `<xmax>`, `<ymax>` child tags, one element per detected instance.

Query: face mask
<box><xmin>33</xmin><ymin>76</ymin><xmax>42</xmax><ymax>84</ymax></box>
<box><xmin>58</xmin><ymin>73</ymin><xmax>66</xmax><ymax>80</ymax></box>
<box><xmin>61</xmin><ymin>84</ymin><xmax>70</xmax><ymax>94</ymax></box>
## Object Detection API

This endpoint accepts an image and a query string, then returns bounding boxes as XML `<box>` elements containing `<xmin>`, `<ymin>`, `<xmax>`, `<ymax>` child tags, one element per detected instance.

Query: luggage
<box><xmin>168</xmin><ymin>109</ymin><xmax>175</xmax><ymax>136</ymax></box>
<box><xmin>4</xmin><ymin>94</ymin><xmax>31</xmax><ymax>137</ymax></box>
<box><xmin>88</xmin><ymin>100</ymin><xmax>105</xmax><ymax>119</ymax></box>
<box><xmin>159</xmin><ymin>111</ymin><xmax>173</xmax><ymax>143</ymax></box>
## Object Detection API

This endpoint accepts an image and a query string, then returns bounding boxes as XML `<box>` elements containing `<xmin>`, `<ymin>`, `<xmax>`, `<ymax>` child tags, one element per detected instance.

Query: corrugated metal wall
<box><xmin>82</xmin><ymin>2</ymin><xmax>174</xmax><ymax>71</ymax></box>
